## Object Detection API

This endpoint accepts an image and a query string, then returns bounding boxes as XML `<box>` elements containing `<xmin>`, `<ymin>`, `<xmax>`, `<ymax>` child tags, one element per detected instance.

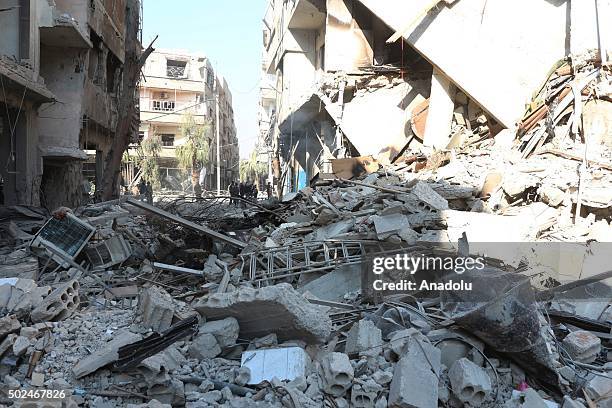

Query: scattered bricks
<box><xmin>320</xmin><ymin>352</ymin><xmax>354</xmax><ymax>397</ymax></box>
<box><xmin>199</xmin><ymin>317</ymin><xmax>239</xmax><ymax>348</ymax></box>
<box><xmin>448</xmin><ymin>358</ymin><xmax>492</xmax><ymax>406</ymax></box>
<box><xmin>562</xmin><ymin>330</ymin><xmax>601</xmax><ymax>363</ymax></box>
<box><xmin>30</xmin><ymin>279</ymin><xmax>80</xmax><ymax>323</ymax></box>
<box><xmin>12</xmin><ymin>335</ymin><xmax>30</xmax><ymax>356</ymax></box>
<box><xmin>138</xmin><ymin>286</ymin><xmax>175</xmax><ymax>332</ymax></box>
<box><xmin>188</xmin><ymin>333</ymin><xmax>221</xmax><ymax>360</ymax></box>
<box><xmin>72</xmin><ymin>330</ymin><xmax>142</xmax><ymax>378</ymax></box>
<box><xmin>351</xmin><ymin>384</ymin><xmax>377</xmax><ymax>408</ymax></box>
<box><xmin>388</xmin><ymin>336</ymin><xmax>441</xmax><ymax>408</ymax></box>
<box><xmin>0</xmin><ymin>315</ymin><xmax>21</xmax><ymax>337</ymax></box>
<box><xmin>345</xmin><ymin>320</ymin><xmax>382</xmax><ymax>357</ymax></box>
<box><xmin>195</xmin><ymin>283</ymin><xmax>331</xmax><ymax>344</ymax></box>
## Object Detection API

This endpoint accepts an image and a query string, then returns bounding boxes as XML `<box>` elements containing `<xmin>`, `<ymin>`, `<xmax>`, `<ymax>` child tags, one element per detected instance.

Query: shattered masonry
<box><xmin>0</xmin><ymin>1</ymin><xmax>611</xmax><ymax>408</ymax></box>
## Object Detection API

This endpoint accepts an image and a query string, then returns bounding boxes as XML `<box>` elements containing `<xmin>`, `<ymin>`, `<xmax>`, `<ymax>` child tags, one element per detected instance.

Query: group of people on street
<box><xmin>228</xmin><ymin>180</ymin><xmax>258</xmax><ymax>206</ymax></box>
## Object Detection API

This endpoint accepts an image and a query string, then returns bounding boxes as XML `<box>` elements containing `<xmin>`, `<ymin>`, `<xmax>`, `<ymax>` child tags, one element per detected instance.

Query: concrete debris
<box><xmin>1</xmin><ymin>57</ymin><xmax>611</xmax><ymax>406</ymax></box>
<box><xmin>30</xmin><ymin>279</ymin><xmax>80</xmax><ymax>323</ymax></box>
<box><xmin>72</xmin><ymin>330</ymin><xmax>143</xmax><ymax>379</ymax></box>
<box><xmin>320</xmin><ymin>352</ymin><xmax>354</xmax><ymax>397</ymax></box>
<box><xmin>198</xmin><ymin>317</ymin><xmax>240</xmax><ymax>348</ymax></box>
<box><xmin>345</xmin><ymin>319</ymin><xmax>382</xmax><ymax>357</ymax></box>
<box><xmin>194</xmin><ymin>283</ymin><xmax>331</xmax><ymax>344</ymax></box>
<box><xmin>388</xmin><ymin>336</ymin><xmax>441</xmax><ymax>408</ymax></box>
<box><xmin>562</xmin><ymin>330</ymin><xmax>601</xmax><ymax>363</ymax></box>
<box><xmin>448</xmin><ymin>357</ymin><xmax>492</xmax><ymax>406</ymax></box>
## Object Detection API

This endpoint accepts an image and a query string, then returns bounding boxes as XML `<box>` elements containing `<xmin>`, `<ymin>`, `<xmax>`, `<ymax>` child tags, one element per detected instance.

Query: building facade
<box><xmin>0</xmin><ymin>0</ymin><xmax>139</xmax><ymax>209</ymax></box>
<box><xmin>259</xmin><ymin>0</ymin><xmax>605</xmax><ymax>195</ymax></box>
<box><xmin>138</xmin><ymin>49</ymin><xmax>238</xmax><ymax>193</ymax></box>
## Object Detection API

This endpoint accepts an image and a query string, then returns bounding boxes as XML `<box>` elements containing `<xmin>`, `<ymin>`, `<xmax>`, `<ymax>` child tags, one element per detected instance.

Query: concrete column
<box><xmin>15</xmin><ymin>108</ymin><xmax>40</xmax><ymax>206</ymax></box>
<box><xmin>423</xmin><ymin>68</ymin><xmax>455</xmax><ymax>150</ymax></box>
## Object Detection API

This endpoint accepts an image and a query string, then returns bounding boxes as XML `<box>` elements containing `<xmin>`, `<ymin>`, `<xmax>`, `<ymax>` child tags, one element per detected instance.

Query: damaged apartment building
<box><xmin>138</xmin><ymin>50</ymin><xmax>239</xmax><ymax>192</ymax></box>
<box><xmin>259</xmin><ymin>0</ymin><xmax>611</xmax><ymax>194</ymax></box>
<box><xmin>0</xmin><ymin>0</ymin><xmax>138</xmax><ymax>210</ymax></box>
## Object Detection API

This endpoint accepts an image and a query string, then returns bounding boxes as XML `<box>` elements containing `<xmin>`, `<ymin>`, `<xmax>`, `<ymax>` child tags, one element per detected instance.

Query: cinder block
<box><xmin>351</xmin><ymin>384</ymin><xmax>377</xmax><ymax>408</ymax></box>
<box><xmin>562</xmin><ymin>331</ymin><xmax>601</xmax><ymax>363</ymax></box>
<box><xmin>31</xmin><ymin>279</ymin><xmax>79</xmax><ymax>323</ymax></box>
<box><xmin>345</xmin><ymin>320</ymin><xmax>382</xmax><ymax>357</ymax></box>
<box><xmin>389</xmin><ymin>337</ymin><xmax>441</xmax><ymax>408</ymax></box>
<box><xmin>320</xmin><ymin>352</ymin><xmax>354</xmax><ymax>397</ymax></box>
<box><xmin>138</xmin><ymin>286</ymin><xmax>175</xmax><ymax>332</ymax></box>
<box><xmin>448</xmin><ymin>358</ymin><xmax>492</xmax><ymax>406</ymax></box>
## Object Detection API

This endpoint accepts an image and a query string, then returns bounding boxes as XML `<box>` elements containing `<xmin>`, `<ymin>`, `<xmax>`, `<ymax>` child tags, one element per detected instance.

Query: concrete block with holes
<box><xmin>389</xmin><ymin>336</ymin><xmax>441</xmax><ymax>408</ymax></box>
<box><xmin>30</xmin><ymin>279</ymin><xmax>80</xmax><ymax>323</ymax></box>
<box><xmin>320</xmin><ymin>352</ymin><xmax>354</xmax><ymax>397</ymax></box>
<box><xmin>448</xmin><ymin>358</ymin><xmax>492</xmax><ymax>407</ymax></box>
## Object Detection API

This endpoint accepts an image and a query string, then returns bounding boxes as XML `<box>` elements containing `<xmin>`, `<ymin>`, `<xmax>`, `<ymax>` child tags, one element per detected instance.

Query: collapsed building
<box><xmin>0</xmin><ymin>0</ymin><xmax>611</xmax><ymax>407</ymax></box>
<box><xmin>0</xmin><ymin>0</ymin><xmax>141</xmax><ymax>210</ymax></box>
<box><xmin>258</xmin><ymin>0</ymin><xmax>611</xmax><ymax>193</ymax></box>
<box><xmin>136</xmin><ymin>50</ymin><xmax>239</xmax><ymax>193</ymax></box>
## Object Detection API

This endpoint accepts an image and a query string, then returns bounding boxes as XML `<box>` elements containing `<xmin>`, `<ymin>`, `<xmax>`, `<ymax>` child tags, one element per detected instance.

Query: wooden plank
<box><xmin>126</xmin><ymin>198</ymin><xmax>247</xmax><ymax>249</ymax></box>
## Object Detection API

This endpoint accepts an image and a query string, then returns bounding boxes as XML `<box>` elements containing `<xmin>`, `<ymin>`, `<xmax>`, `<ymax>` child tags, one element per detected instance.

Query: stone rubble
<box><xmin>0</xmin><ymin>61</ymin><xmax>611</xmax><ymax>406</ymax></box>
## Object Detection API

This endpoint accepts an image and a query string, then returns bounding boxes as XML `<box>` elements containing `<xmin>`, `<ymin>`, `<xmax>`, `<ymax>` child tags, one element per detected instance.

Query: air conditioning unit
<box><xmin>160</xmin><ymin>92</ymin><xmax>169</xmax><ymax>99</ymax></box>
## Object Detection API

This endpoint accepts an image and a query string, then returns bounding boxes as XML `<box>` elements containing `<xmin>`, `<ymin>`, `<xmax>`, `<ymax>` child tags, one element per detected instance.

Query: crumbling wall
<box><xmin>38</xmin><ymin>46</ymin><xmax>87</xmax><ymax>152</ymax></box>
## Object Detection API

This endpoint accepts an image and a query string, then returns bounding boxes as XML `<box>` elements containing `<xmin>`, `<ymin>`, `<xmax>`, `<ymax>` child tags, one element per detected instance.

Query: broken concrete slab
<box><xmin>72</xmin><ymin>330</ymin><xmax>142</xmax><ymax>378</ymax></box>
<box><xmin>298</xmin><ymin>264</ymin><xmax>361</xmax><ymax>302</ymax></box>
<box><xmin>194</xmin><ymin>283</ymin><xmax>331</xmax><ymax>344</ymax></box>
<box><xmin>138</xmin><ymin>286</ymin><xmax>175</xmax><ymax>333</ymax></box>
<box><xmin>241</xmin><ymin>346</ymin><xmax>308</xmax><ymax>385</ymax></box>
<box><xmin>371</xmin><ymin>213</ymin><xmax>411</xmax><ymax>240</ymax></box>
<box><xmin>448</xmin><ymin>358</ymin><xmax>492</xmax><ymax>406</ymax></box>
<box><xmin>311</xmin><ymin>219</ymin><xmax>354</xmax><ymax>241</ymax></box>
<box><xmin>388</xmin><ymin>336</ymin><xmax>441</xmax><ymax>408</ymax></box>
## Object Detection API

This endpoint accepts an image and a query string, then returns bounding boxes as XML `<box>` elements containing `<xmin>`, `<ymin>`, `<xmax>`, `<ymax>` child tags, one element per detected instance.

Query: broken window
<box><xmin>106</xmin><ymin>52</ymin><xmax>121</xmax><ymax>93</ymax></box>
<box><xmin>160</xmin><ymin>134</ymin><xmax>175</xmax><ymax>146</ymax></box>
<box><xmin>166</xmin><ymin>60</ymin><xmax>187</xmax><ymax>78</ymax></box>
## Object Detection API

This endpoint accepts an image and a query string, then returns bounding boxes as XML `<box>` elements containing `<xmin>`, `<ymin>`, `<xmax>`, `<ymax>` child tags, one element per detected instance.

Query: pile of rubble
<box><xmin>0</xmin><ymin>57</ymin><xmax>611</xmax><ymax>408</ymax></box>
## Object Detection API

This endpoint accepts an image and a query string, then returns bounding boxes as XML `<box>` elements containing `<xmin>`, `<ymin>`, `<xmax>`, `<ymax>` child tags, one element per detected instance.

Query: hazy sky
<box><xmin>142</xmin><ymin>0</ymin><xmax>266</xmax><ymax>159</ymax></box>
